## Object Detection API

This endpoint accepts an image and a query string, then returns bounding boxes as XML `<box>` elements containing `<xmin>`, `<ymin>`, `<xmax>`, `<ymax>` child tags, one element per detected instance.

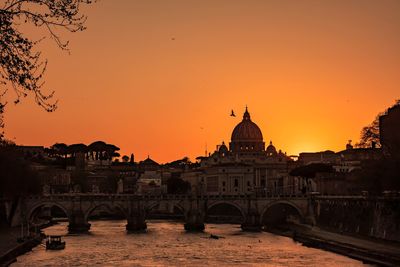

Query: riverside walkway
<box><xmin>292</xmin><ymin>225</ymin><xmax>400</xmax><ymax>266</ymax></box>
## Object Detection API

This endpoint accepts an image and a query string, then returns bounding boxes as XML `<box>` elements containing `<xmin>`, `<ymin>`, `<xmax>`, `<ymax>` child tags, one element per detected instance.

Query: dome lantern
<box><xmin>243</xmin><ymin>106</ymin><xmax>251</xmax><ymax>120</ymax></box>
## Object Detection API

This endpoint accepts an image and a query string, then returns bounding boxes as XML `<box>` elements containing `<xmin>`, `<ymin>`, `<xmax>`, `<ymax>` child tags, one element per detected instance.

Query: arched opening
<box><xmin>85</xmin><ymin>204</ymin><xmax>125</xmax><ymax>222</ymax></box>
<box><xmin>50</xmin><ymin>206</ymin><xmax>68</xmax><ymax>220</ymax></box>
<box><xmin>206</xmin><ymin>203</ymin><xmax>244</xmax><ymax>223</ymax></box>
<box><xmin>261</xmin><ymin>202</ymin><xmax>302</xmax><ymax>230</ymax></box>
<box><xmin>29</xmin><ymin>203</ymin><xmax>69</xmax><ymax>227</ymax></box>
<box><xmin>146</xmin><ymin>203</ymin><xmax>184</xmax><ymax>220</ymax></box>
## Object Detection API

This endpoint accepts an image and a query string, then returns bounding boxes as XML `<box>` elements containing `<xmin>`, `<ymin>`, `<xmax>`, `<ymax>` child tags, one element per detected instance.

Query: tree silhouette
<box><xmin>67</xmin><ymin>143</ymin><xmax>88</xmax><ymax>158</ymax></box>
<box><xmin>290</xmin><ymin>163</ymin><xmax>333</xmax><ymax>178</ymax></box>
<box><xmin>105</xmin><ymin>144</ymin><xmax>120</xmax><ymax>160</ymax></box>
<box><xmin>50</xmin><ymin>142</ymin><xmax>68</xmax><ymax>158</ymax></box>
<box><xmin>87</xmin><ymin>141</ymin><xmax>120</xmax><ymax>160</ymax></box>
<box><xmin>164</xmin><ymin>157</ymin><xmax>192</xmax><ymax>169</ymax></box>
<box><xmin>290</xmin><ymin>163</ymin><xmax>333</xmax><ymax>193</ymax></box>
<box><xmin>0</xmin><ymin>0</ymin><xmax>95</xmax><ymax>134</ymax></box>
<box><xmin>122</xmin><ymin>155</ymin><xmax>130</xmax><ymax>163</ymax></box>
<box><xmin>356</xmin><ymin>115</ymin><xmax>382</xmax><ymax>148</ymax></box>
<box><xmin>88</xmin><ymin>141</ymin><xmax>107</xmax><ymax>160</ymax></box>
<box><xmin>356</xmin><ymin>100</ymin><xmax>400</xmax><ymax>149</ymax></box>
<box><xmin>167</xmin><ymin>177</ymin><xmax>191</xmax><ymax>194</ymax></box>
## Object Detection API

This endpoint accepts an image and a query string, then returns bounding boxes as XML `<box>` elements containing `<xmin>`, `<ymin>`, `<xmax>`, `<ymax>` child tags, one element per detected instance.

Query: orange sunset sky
<box><xmin>3</xmin><ymin>0</ymin><xmax>400</xmax><ymax>163</ymax></box>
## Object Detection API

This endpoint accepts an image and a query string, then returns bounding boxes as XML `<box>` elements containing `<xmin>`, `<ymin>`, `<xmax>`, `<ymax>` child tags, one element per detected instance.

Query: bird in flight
<box><xmin>230</xmin><ymin>110</ymin><xmax>236</xmax><ymax>117</ymax></box>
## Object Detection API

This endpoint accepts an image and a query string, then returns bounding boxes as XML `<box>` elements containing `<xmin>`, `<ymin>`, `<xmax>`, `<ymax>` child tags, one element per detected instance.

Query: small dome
<box><xmin>231</xmin><ymin>107</ymin><xmax>263</xmax><ymax>142</ymax></box>
<box><xmin>142</xmin><ymin>156</ymin><xmax>159</xmax><ymax>166</ymax></box>
<box><xmin>266</xmin><ymin>141</ymin><xmax>277</xmax><ymax>155</ymax></box>
<box><xmin>219</xmin><ymin>141</ymin><xmax>229</xmax><ymax>154</ymax></box>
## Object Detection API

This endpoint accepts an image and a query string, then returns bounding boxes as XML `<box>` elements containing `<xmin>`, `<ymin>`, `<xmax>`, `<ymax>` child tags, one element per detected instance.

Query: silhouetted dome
<box><xmin>219</xmin><ymin>142</ymin><xmax>229</xmax><ymax>154</ymax></box>
<box><xmin>141</xmin><ymin>156</ymin><xmax>159</xmax><ymax>166</ymax></box>
<box><xmin>139</xmin><ymin>156</ymin><xmax>159</xmax><ymax>171</ymax></box>
<box><xmin>266</xmin><ymin>141</ymin><xmax>277</xmax><ymax>155</ymax></box>
<box><xmin>231</xmin><ymin>107</ymin><xmax>263</xmax><ymax>142</ymax></box>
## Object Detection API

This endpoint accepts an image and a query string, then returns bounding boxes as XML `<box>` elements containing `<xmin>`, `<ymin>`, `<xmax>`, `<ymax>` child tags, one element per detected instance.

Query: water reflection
<box><xmin>13</xmin><ymin>220</ymin><xmax>369</xmax><ymax>266</ymax></box>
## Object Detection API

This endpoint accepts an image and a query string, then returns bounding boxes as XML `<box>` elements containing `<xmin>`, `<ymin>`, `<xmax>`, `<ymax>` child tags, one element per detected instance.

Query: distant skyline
<box><xmin>4</xmin><ymin>0</ymin><xmax>400</xmax><ymax>162</ymax></box>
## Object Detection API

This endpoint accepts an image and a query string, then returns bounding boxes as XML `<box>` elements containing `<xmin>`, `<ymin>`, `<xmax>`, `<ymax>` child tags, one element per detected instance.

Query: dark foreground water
<box><xmin>13</xmin><ymin>220</ymin><xmax>369</xmax><ymax>266</ymax></box>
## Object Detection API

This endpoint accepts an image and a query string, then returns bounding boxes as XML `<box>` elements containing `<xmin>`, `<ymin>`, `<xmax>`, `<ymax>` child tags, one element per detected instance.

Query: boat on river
<box><xmin>46</xmin><ymin>235</ymin><xmax>66</xmax><ymax>250</ymax></box>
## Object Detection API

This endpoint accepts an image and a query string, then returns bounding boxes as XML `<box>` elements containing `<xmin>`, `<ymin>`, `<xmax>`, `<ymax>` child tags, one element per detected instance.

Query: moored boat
<box><xmin>46</xmin><ymin>235</ymin><xmax>66</xmax><ymax>250</ymax></box>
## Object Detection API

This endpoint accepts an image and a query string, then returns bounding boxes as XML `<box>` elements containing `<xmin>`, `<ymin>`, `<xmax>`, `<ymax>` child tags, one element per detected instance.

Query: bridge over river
<box><xmin>22</xmin><ymin>194</ymin><xmax>397</xmax><ymax>235</ymax></box>
<box><xmin>23</xmin><ymin>194</ymin><xmax>315</xmax><ymax>232</ymax></box>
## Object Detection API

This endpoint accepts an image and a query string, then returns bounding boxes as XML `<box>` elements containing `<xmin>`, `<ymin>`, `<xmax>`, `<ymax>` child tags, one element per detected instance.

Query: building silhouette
<box><xmin>380</xmin><ymin>102</ymin><xmax>400</xmax><ymax>159</ymax></box>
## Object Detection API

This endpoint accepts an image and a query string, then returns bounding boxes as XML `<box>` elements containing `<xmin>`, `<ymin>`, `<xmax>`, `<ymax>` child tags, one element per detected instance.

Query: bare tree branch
<box><xmin>0</xmin><ymin>0</ymin><xmax>96</xmax><ymax>135</ymax></box>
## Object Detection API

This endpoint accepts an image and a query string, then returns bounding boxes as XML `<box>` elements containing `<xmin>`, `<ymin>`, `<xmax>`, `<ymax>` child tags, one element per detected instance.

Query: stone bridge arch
<box><xmin>83</xmin><ymin>202</ymin><xmax>127</xmax><ymax>222</ymax></box>
<box><xmin>260</xmin><ymin>200</ymin><xmax>304</xmax><ymax>226</ymax></box>
<box><xmin>28</xmin><ymin>201</ymin><xmax>70</xmax><ymax>223</ymax></box>
<box><xmin>145</xmin><ymin>201</ymin><xmax>185</xmax><ymax>218</ymax></box>
<box><xmin>206</xmin><ymin>200</ymin><xmax>246</xmax><ymax>223</ymax></box>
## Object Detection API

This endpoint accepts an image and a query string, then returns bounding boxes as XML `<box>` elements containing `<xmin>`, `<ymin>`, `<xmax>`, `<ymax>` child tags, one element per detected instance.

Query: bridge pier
<box><xmin>68</xmin><ymin>211</ymin><xmax>90</xmax><ymax>233</ymax></box>
<box><xmin>126</xmin><ymin>211</ymin><xmax>147</xmax><ymax>232</ymax></box>
<box><xmin>126</xmin><ymin>201</ymin><xmax>147</xmax><ymax>232</ymax></box>
<box><xmin>184</xmin><ymin>198</ymin><xmax>206</xmax><ymax>232</ymax></box>
<box><xmin>184</xmin><ymin>210</ymin><xmax>205</xmax><ymax>231</ymax></box>
<box><xmin>241</xmin><ymin>211</ymin><xmax>262</xmax><ymax>232</ymax></box>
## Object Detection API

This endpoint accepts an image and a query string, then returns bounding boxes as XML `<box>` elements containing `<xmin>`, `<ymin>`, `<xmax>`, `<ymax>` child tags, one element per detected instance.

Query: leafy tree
<box><xmin>0</xmin><ymin>0</ymin><xmax>95</xmax><ymax>135</ymax></box>
<box><xmin>122</xmin><ymin>155</ymin><xmax>130</xmax><ymax>163</ymax></box>
<box><xmin>356</xmin><ymin>100</ymin><xmax>400</xmax><ymax>148</ymax></box>
<box><xmin>164</xmin><ymin>157</ymin><xmax>192</xmax><ymax>169</ymax></box>
<box><xmin>67</xmin><ymin>143</ymin><xmax>88</xmax><ymax>157</ymax></box>
<box><xmin>290</xmin><ymin>163</ymin><xmax>333</xmax><ymax>194</ymax></box>
<box><xmin>167</xmin><ymin>177</ymin><xmax>191</xmax><ymax>194</ymax></box>
<box><xmin>88</xmin><ymin>141</ymin><xmax>107</xmax><ymax>160</ymax></box>
<box><xmin>50</xmin><ymin>142</ymin><xmax>68</xmax><ymax>158</ymax></box>
<box><xmin>356</xmin><ymin>115</ymin><xmax>382</xmax><ymax>148</ymax></box>
<box><xmin>105</xmin><ymin>144</ymin><xmax>120</xmax><ymax>160</ymax></box>
<box><xmin>87</xmin><ymin>141</ymin><xmax>120</xmax><ymax>160</ymax></box>
<box><xmin>290</xmin><ymin>163</ymin><xmax>333</xmax><ymax>178</ymax></box>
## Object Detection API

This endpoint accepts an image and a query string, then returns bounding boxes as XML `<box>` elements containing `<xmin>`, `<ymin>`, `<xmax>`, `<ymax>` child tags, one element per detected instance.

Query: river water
<box><xmin>13</xmin><ymin>220</ymin><xmax>369</xmax><ymax>266</ymax></box>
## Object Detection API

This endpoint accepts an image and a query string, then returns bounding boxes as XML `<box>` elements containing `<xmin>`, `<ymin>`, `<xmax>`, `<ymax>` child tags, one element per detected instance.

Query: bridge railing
<box><xmin>25</xmin><ymin>189</ymin><xmax>400</xmax><ymax>201</ymax></box>
<box><xmin>31</xmin><ymin>192</ymin><xmax>313</xmax><ymax>201</ymax></box>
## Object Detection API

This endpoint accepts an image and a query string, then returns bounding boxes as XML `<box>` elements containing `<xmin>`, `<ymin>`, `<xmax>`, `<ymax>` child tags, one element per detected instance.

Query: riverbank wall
<box><xmin>267</xmin><ymin>223</ymin><xmax>400</xmax><ymax>267</ymax></box>
<box><xmin>0</xmin><ymin>219</ymin><xmax>53</xmax><ymax>266</ymax></box>
<box><xmin>293</xmin><ymin>230</ymin><xmax>400</xmax><ymax>266</ymax></box>
<box><xmin>0</xmin><ymin>235</ymin><xmax>43</xmax><ymax>266</ymax></box>
<box><xmin>315</xmin><ymin>197</ymin><xmax>400</xmax><ymax>242</ymax></box>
